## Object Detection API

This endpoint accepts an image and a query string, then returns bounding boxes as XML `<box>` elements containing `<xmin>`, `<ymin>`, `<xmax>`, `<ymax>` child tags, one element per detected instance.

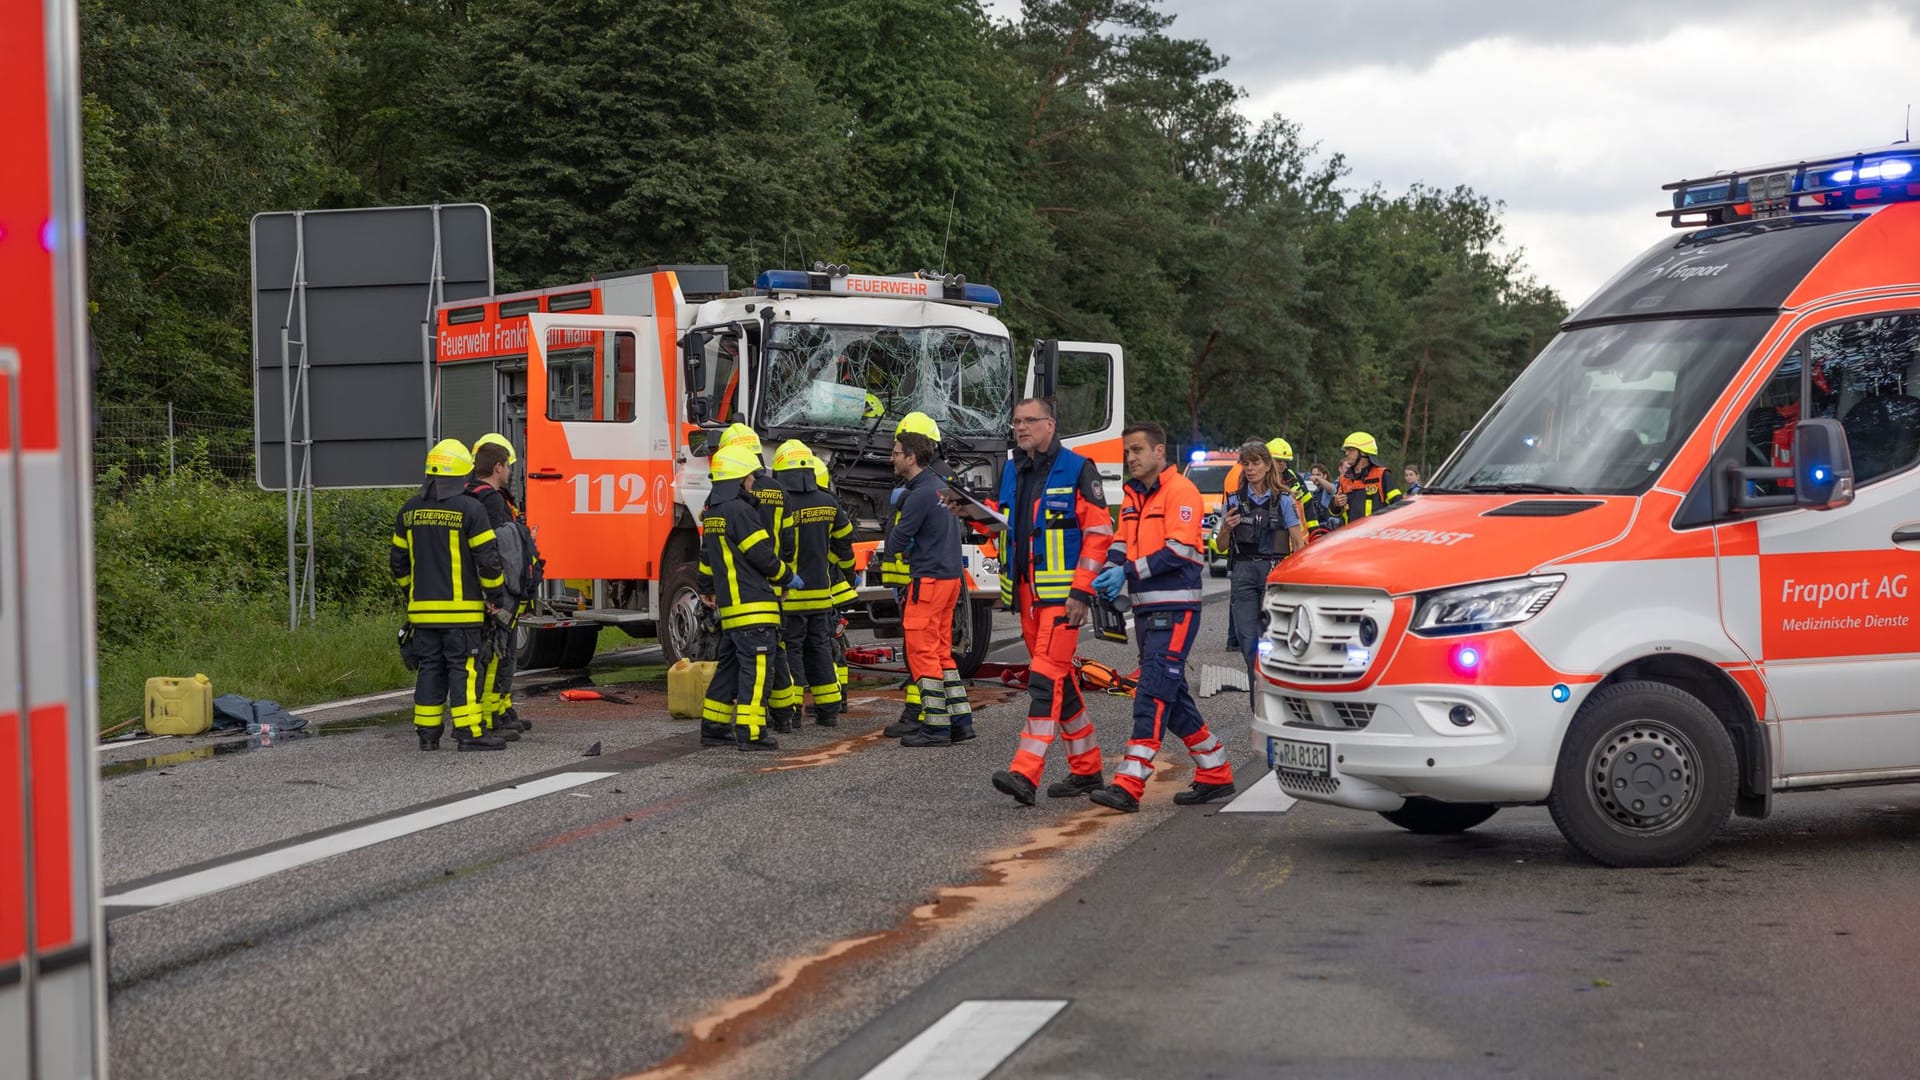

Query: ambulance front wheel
<box><xmin>1547</xmin><ymin>680</ymin><xmax>1737</xmax><ymax>868</ymax></box>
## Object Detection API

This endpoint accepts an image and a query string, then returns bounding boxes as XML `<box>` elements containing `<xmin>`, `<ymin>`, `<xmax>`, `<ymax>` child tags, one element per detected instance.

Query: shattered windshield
<box><xmin>761</xmin><ymin>322</ymin><xmax>1014</xmax><ymax>439</ymax></box>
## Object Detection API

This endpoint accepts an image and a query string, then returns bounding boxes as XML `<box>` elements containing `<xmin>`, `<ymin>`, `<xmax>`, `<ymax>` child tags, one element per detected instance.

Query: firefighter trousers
<box><xmin>903</xmin><ymin>577</ymin><xmax>971</xmax><ymax>731</ymax></box>
<box><xmin>701</xmin><ymin>626</ymin><xmax>777</xmax><ymax>740</ymax></box>
<box><xmin>767</xmin><ymin>612</ymin><xmax>800</xmax><ymax>724</ymax></box>
<box><xmin>1007</xmin><ymin>582</ymin><xmax>1099</xmax><ymax>785</ymax></box>
<box><xmin>409</xmin><ymin>627</ymin><xmax>485</xmax><ymax>738</ymax></box>
<box><xmin>1114</xmin><ymin>607</ymin><xmax>1232</xmax><ymax>798</ymax></box>
<box><xmin>1229</xmin><ymin>556</ymin><xmax>1280</xmax><ymax>692</ymax></box>
<box><xmin>782</xmin><ymin>610</ymin><xmax>842</xmax><ymax>718</ymax></box>
<box><xmin>478</xmin><ymin>610</ymin><xmax>520</xmax><ymax>730</ymax></box>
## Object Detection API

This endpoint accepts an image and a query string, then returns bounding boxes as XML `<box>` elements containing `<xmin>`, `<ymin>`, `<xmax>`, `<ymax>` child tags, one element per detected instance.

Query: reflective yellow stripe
<box><xmin>391</xmin><ymin>533</ymin><xmax>407</xmax><ymax>549</ymax></box>
<box><xmin>469</xmin><ymin>528</ymin><xmax>496</xmax><ymax>548</ymax></box>
<box><xmin>480</xmin><ymin>572</ymin><xmax>504</xmax><ymax>589</ymax></box>
<box><xmin>410</xmin><ymin>599</ymin><xmax>486</xmax><ymax>611</ymax></box>
<box><xmin>449</xmin><ymin>530</ymin><xmax>465</xmax><ymax>604</ymax></box>
<box><xmin>739</xmin><ymin>530</ymin><xmax>770</xmax><ymax>552</ymax></box>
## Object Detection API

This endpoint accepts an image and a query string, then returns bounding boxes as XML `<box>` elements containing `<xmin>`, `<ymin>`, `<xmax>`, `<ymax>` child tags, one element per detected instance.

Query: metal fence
<box><xmin>94</xmin><ymin>402</ymin><xmax>254</xmax><ymax>482</ymax></box>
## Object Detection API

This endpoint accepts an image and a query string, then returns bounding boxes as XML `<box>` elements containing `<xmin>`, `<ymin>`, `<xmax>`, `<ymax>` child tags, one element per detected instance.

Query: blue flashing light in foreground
<box><xmin>1452</xmin><ymin>644</ymin><xmax>1482</xmax><ymax>674</ymax></box>
<box><xmin>1832</xmin><ymin>160</ymin><xmax>1913</xmax><ymax>185</ymax></box>
<box><xmin>1551</xmin><ymin>683</ymin><xmax>1571</xmax><ymax>703</ymax></box>
<box><xmin>1190</xmin><ymin>449</ymin><xmax>1208</xmax><ymax>464</ymax></box>
<box><xmin>1813</xmin><ymin>466</ymin><xmax>1829</xmax><ymax>483</ymax></box>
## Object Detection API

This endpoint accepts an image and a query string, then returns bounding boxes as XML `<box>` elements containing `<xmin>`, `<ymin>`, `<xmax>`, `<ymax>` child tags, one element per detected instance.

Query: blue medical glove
<box><xmin>1093</xmin><ymin>565</ymin><xmax>1125</xmax><ymax>601</ymax></box>
<box><xmin>787</xmin><ymin>572</ymin><xmax>807</xmax><ymax>591</ymax></box>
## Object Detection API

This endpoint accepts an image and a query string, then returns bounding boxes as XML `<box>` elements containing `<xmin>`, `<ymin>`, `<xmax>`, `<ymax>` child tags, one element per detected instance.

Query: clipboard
<box><xmin>942</xmin><ymin>477</ymin><xmax>1008</xmax><ymax>530</ymax></box>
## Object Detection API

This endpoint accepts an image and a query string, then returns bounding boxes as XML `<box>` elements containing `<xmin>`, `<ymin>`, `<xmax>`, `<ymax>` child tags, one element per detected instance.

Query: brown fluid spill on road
<box><xmin>759</xmin><ymin>728</ymin><xmax>891</xmax><ymax>773</ymax></box>
<box><xmin>623</xmin><ymin>809</ymin><xmax>1119</xmax><ymax>1080</ymax></box>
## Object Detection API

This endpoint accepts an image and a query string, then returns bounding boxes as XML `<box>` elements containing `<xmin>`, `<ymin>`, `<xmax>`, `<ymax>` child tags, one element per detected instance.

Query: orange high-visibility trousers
<box><xmin>903</xmin><ymin>576</ymin><xmax>963</xmax><ymax>729</ymax></box>
<box><xmin>1007</xmin><ymin>580</ymin><xmax>1100</xmax><ymax>785</ymax></box>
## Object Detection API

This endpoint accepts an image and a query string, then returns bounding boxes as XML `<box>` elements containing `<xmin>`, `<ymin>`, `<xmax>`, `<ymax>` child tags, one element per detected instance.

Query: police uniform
<box><xmin>773</xmin><ymin>441</ymin><xmax>849</xmax><ymax>727</ymax></box>
<box><xmin>1224</xmin><ymin>479</ymin><xmax>1301</xmax><ymax>687</ymax></box>
<box><xmin>988</xmin><ymin>439</ymin><xmax>1113</xmax><ymax>803</ymax></box>
<box><xmin>391</xmin><ymin>440</ymin><xmax>510</xmax><ymax>751</ymax></box>
<box><xmin>890</xmin><ymin>463</ymin><xmax>973</xmax><ymax>746</ymax></box>
<box><xmin>698</xmin><ymin>446</ymin><xmax>798</xmax><ymax>751</ymax></box>
<box><xmin>1092</xmin><ymin>463</ymin><xmax>1234</xmax><ymax>810</ymax></box>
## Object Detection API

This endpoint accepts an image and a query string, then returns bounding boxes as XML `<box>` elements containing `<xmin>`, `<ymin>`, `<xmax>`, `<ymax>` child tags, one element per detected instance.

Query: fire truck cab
<box><xmin>1253</xmin><ymin>145</ymin><xmax>1920</xmax><ymax>867</ymax></box>
<box><xmin>434</xmin><ymin>265</ymin><xmax>1126</xmax><ymax>674</ymax></box>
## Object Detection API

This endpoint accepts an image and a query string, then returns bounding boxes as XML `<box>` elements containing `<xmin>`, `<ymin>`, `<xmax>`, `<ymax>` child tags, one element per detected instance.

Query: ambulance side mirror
<box><xmin>682</xmin><ymin>329</ymin><xmax>710</xmax><ymax>425</ymax></box>
<box><xmin>1791</xmin><ymin>418</ymin><xmax>1854</xmax><ymax>511</ymax></box>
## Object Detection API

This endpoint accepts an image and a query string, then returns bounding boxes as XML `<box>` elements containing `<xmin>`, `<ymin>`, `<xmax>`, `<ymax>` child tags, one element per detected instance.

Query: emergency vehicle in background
<box><xmin>433</xmin><ymin>264</ymin><xmax>1126</xmax><ymax>675</ymax></box>
<box><xmin>1255</xmin><ymin>144</ymin><xmax>1920</xmax><ymax>866</ymax></box>
<box><xmin>1184</xmin><ymin>448</ymin><xmax>1238</xmax><ymax>576</ymax></box>
<box><xmin>3</xmin><ymin>0</ymin><xmax>110</xmax><ymax>1075</ymax></box>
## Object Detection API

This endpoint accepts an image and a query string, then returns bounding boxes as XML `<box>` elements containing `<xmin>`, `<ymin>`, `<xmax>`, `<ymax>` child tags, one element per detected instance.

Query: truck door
<box><xmin>1029</xmin><ymin>340</ymin><xmax>1127</xmax><ymax>498</ymax></box>
<box><xmin>523</xmin><ymin>313</ymin><xmax>674</xmax><ymax>581</ymax></box>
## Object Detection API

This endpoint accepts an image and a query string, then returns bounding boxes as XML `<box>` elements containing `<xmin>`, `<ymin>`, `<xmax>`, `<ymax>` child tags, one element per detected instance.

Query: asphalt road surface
<box><xmin>100</xmin><ymin>575</ymin><xmax>1920</xmax><ymax>1079</ymax></box>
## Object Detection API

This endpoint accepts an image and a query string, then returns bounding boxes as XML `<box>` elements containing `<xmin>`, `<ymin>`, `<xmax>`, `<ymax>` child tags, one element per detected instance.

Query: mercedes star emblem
<box><xmin>1287</xmin><ymin>604</ymin><xmax>1313</xmax><ymax>657</ymax></box>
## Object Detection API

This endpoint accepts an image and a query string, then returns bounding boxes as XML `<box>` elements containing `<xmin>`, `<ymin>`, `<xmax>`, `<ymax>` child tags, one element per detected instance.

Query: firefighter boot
<box><xmin>1089</xmin><ymin>785</ymin><xmax>1140</xmax><ymax>814</ymax></box>
<box><xmin>991</xmin><ymin>770</ymin><xmax>1037</xmax><ymax>806</ymax></box>
<box><xmin>417</xmin><ymin>726</ymin><xmax>442</xmax><ymax>752</ymax></box>
<box><xmin>771</xmin><ymin>710</ymin><xmax>796</xmax><ymax>735</ymax></box>
<box><xmin>700</xmin><ymin>721</ymin><xmax>736</xmax><ymax>747</ymax></box>
<box><xmin>498</xmin><ymin>707</ymin><xmax>531</xmax><ymax>733</ymax></box>
<box><xmin>1047</xmin><ymin>772</ymin><xmax>1103</xmax><ymax>799</ymax></box>
<box><xmin>812</xmin><ymin>705</ymin><xmax>840</xmax><ymax>728</ymax></box>
<box><xmin>899</xmin><ymin>726</ymin><xmax>952</xmax><ymax>748</ymax></box>
<box><xmin>736</xmin><ymin>728</ymin><xmax>780</xmax><ymax>753</ymax></box>
<box><xmin>456</xmin><ymin>732</ymin><xmax>509</xmax><ymax>752</ymax></box>
<box><xmin>1173</xmin><ymin>780</ymin><xmax>1238</xmax><ymax>805</ymax></box>
<box><xmin>883</xmin><ymin>700</ymin><xmax>922</xmax><ymax>738</ymax></box>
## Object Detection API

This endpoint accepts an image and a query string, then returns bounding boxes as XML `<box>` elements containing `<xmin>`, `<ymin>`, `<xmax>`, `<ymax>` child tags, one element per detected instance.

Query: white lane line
<box><xmin>860</xmin><ymin>999</ymin><xmax>1067</xmax><ymax>1080</ymax></box>
<box><xmin>105</xmin><ymin>771</ymin><xmax>616</xmax><ymax>910</ymax></box>
<box><xmin>1220</xmin><ymin>770</ymin><xmax>1297</xmax><ymax>814</ymax></box>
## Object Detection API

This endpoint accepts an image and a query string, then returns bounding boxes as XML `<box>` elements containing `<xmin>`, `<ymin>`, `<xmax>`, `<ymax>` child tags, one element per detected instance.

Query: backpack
<box><xmin>496</xmin><ymin>515</ymin><xmax>545</xmax><ymax>601</ymax></box>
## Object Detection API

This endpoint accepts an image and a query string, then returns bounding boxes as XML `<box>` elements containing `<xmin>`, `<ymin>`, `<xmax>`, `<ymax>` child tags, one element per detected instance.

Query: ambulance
<box><xmin>433</xmin><ymin>265</ymin><xmax>1126</xmax><ymax>674</ymax></box>
<box><xmin>1183</xmin><ymin>449</ymin><xmax>1239</xmax><ymax>576</ymax></box>
<box><xmin>1253</xmin><ymin>145</ymin><xmax>1920</xmax><ymax>866</ymax></box>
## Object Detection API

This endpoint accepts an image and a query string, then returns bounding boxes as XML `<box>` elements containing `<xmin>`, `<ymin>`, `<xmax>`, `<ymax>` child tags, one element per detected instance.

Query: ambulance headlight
<box><xmin>1410</xmin><ymin>575</ymin><xmax>1565</xmax><ymax>637</ymax></box>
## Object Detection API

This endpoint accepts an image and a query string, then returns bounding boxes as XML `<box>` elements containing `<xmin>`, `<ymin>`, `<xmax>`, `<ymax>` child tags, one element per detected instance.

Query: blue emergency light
<box><xmin>1190</xmin><ymin>449</ymin><xmax>1208</xmax><ymax>464</ymax></box>
<box><xmin>753</xmin><ymin>269</ymin><xmax>1002</xmax><ymax>306</ymax></box>
<box><xmin>1661</xmin><ymin>145</ymin><xmax>1920</xmax><ymax>228</ymax></box>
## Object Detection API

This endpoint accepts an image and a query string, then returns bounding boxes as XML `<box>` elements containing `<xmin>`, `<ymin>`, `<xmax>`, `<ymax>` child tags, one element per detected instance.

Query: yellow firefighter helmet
<box><xmin>425</xmin><ymin>438</ymin><xmax>475</xmax><ymax>477</ymax></box>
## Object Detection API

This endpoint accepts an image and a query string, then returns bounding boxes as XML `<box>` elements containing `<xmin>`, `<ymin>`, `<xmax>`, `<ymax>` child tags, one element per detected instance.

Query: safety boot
<box><xmin>487</xmin><ymin>721</ymin><xmax>521</xmax><ymax>742</ymax></box>
<box><xmin>812</xmin><ymin>708</ymin><xmax>839</xmax><ymax>728</ymax></box>
<box><xmin>456</xmin><ymin>732</ymin><xmax>509</xmax><ymax>752</ymax></box>
<box><xmin>1047</xmin><ymin>772</ymin><xmax>1103</xmax><ymax>799</ymax></box>
<box><xmin>882</xmin><ymin>700</ymin><xmax>922</xmax><ymax>738</ymax></box>
<box><xmin>1089</xmin><ymin>785</ymin><xmax>1140</xmax><ymax>813</ymax></box>
<box><xmin>736</xmin><ymin>729</ymin><xmax>780</xmax><ymax>752</ymax></box>
<box><xmin>497</xmin><ymin>708</ymin><xmax>531</xmax><ymax>733</ymax></box>
<box><xmin>700</xmin><ymin>721</ymin><xmax>736</xmax><ymax>747</ymax></box>
<box><xmin>771</xmin><ymin>714</ymin><xmax>794</xmax><ymax>734</ymax></box>
<box><xmin>947</xmin><ymin>722</ymin><xmax>976</xmax><ymax>744</ymax></box>
<box><xmin>1173</xmin><ymin>781</ymin><xmax>1237</xmax><ymax>806</ymax></box>
<box><xmin>991</xmin><ymin>770</ymin><xmax>1037</xmax><ymax>806</ymax></box>
<box><xmin>899</xmin><ymin>726</ymin><xmax>952</xmax><ymax>748</ymax></box>
<box><xmin>416</xmin><ymin>727</ymin><xmax>442</xmax><ymax>752</ymax></box>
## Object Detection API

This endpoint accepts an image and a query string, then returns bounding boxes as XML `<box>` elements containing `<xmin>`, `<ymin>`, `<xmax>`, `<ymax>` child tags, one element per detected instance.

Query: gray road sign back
<box><xmin>253</xmin><ymin>204</ymin><xmax>493</xmax><ymax>489</ymax></box>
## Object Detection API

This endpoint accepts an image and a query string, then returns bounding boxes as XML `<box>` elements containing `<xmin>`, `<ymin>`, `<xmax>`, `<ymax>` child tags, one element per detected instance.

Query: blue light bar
<box><xmin>961</xmin><ymin>283</ymin><xmax>1003</xmax><ymax>306</ymax></box>
<box><xmin>1189</xmin><ymin>449</ymin><xmax>1208</xmax><ymax>464</ymax></box>
<box><xmin>754</xmin><ymin>269</ymin><xmax>1002</xmax><ymax>307</ymax></box>
<box><xmin>1662</xmin><ymin>146</ymin><xmax>1920</xmax><ymax>227</ymax></box>
<box><xmin>756</xmin><ymin>270</ymin><xmax>813</xmax><ymax>291</ymax></box>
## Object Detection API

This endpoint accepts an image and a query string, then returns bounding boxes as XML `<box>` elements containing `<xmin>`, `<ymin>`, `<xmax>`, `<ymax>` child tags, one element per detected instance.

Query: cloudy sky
<box><xmin>988</xmin><ymin>0</ymin><xmax>1920</xmax><ymax>307</ymax></box>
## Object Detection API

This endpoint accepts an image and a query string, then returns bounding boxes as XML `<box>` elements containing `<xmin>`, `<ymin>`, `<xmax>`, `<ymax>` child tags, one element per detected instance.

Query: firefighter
<box><xmin>1332</xmin><ymin>431</ymin><xmax>1403</xmax><ymax>523</ymax></box>
<box><xmin>698</xmin><ymin>444</ymin><xmax>801</xmax><ymax>751</ymax></box>
<box><xmin>889</xmin><ymin>427</ymin><xmax>974</xmax><ymax>747</ymax></box>
<box><xmin>1266</xmin><ymin>437</ymin><xmax>1319</xmax><ymax>533</ymax></box>
<box><xmin>1224</xmin><ymin>440</ymin><xmax>1307</xmax><ymax>690</ymax></box>
<box><xmin>814</xmin><ymin>455</ymin><xmax>859</xmax><ymax>696</ymax></box>
<box><xmin>466</xmin><ymin>432</ymin><xmax>535</xmax><ymax>741</ymax></box>
<box><xmin>986</xmin><ymin>397</ymin><xmax>1114</xmax><ymax>806</ymax></box>
<box><xmin>880</xmin><ymin>411</ymin><xmax>944</xmax><ymax>737</ymax></box>
<box><xmin>1089</xmin><ymin>421</ymin><xmax>1236</xmax><ymax>810</ymax></box>
<box><xmin>716</xmin><ymin>422</ymin><xmax>803</xmax><ymax>732</ymax></box>
<box><xmin>391</xmin><ymin>439</ymin><xmax>512</xmax><ymax>752</ymax></box>
<box><xmin>772</xmin><ymin>440</ymin><xmax>847</xmax><ymax>727</ymax></box>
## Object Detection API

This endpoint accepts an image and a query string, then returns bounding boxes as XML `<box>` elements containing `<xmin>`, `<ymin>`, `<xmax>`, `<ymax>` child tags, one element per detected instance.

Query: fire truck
<box><xmin>432</xmin><ymin>264</ymin><xmax>1126</xmax><ymax>674</ymax></box>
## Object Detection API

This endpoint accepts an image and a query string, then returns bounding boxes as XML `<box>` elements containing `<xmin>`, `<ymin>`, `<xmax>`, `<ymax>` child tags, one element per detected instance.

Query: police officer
<box><xmin>890</xmin><ymin>427</ymin><xmax>974</xmax><ymax>747</ymax></box>
<box><xmin>880</xmin><ymin>411</ymin><xmax>945</xmax><ymax>738</ymax></box>
<box><xmin>772</xmin><ymin>440</ymin><xmax>848</xmax><ymax>728</ymax></box>
<box><xmin>698</xmin><ymin>445</ymin><xmax>801</xmax><ymax>751</ymax></box>
<box><xmin>1223</xmin><ymin>440</ymin><xmax>1307</xmax><ymax>688</ymax></box>
<box><xmin>1089</xmin><ymin>421</ymin><xmax>1236</xmax><ymax>809</ymax></box>
<box><xmin>466</xmin><ymin>432</ymin><xmax>533</xmax><ymax>741</ymax></box>
<box><xmin>987</xmin><ymin>397</ymin><xmax>1114</xmax><ymax>806</ymax></box>
<box><xmin>1332</xmin><ymin>431</ymin><xmax>1403</xmax><ymax>523</ymax></box>
<box><xmin>718</xmin><ymin>422</ymin><xmax>803</xmax><ymax>731</ymax></box>
<box><xmin>391</xmin><ymin>439</ymin><xmax>511</xmax><ymax>752</ymax></box>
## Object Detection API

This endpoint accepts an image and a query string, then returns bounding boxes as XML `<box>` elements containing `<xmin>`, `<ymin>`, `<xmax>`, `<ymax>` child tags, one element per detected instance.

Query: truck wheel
<box><xmin>951</xmin><ymin>600</ymin><xmax>995</xmax><ymax>679</ymax></box>
<box><xmin>516</xmin><ymin>624</ymin><xmax>566</xmax><ymax>670</ymax></box>
<box><xmin>557</xmin><ymin>625</ymin><xmax>599</xmax><ymax>670</ymax></box>
<box><xmin>1378</xmin><ymin>797</ymin><xmax>1499</xmax><ymax>834</ymax></box>
<box><xmin>1546</xmin><ymin>679</ymin><xmax>1736</xmax><ymax>868</ymax></box>
<box><xmin>661</xmin><ymin>558</ymin><xmax>715</xmax><ymax>666</ymax></box>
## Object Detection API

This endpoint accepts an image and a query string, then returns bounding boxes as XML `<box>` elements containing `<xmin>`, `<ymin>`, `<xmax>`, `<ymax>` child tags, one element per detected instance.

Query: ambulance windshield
<box><xmin>760</xmin><ymin>323</ymin><xmax>1014</xmax><ymax>440</ymax></box>
<box><xmin>1431</xmin><ymin>315</ymin><xmax>1773</xmax><ymax>496</ymax></box>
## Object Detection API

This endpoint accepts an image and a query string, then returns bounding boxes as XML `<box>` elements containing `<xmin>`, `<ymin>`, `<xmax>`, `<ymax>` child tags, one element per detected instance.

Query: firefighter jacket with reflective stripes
<box><xmin>1224</xmin><ymin>481</ymin><xmax>1299</xmax><ymax>560</ymax></box>
<box><xmin>463</xmin><ymin>477</ymin><xmax>517</xmax><ymax>528</ymax></box>
<box><xmin>994</xmin><ymin>442</ymin><xmax>1111</xmax><ymax>606</ymax></box>
<box><xmin>698</xmin><ymin>478</ymin><xmax>795</xmax><ymax>630</ymax></box>
<box><xmin>390</xmin><ymin>480</ymin><xmax>507</xmax><ymax>626</ymax></box>
<box><xmin>1282</xmin><ymin>467</ymin><xmax>1319</xmax><ymax>531</ymax></box>
<box><xmin>1336</xmin><ymin>460</ymin><xmax>1402</xmax><ymax>524</ymax></box>
<box><xmin>1106</xmin><ymin>464</ymin><xmax>1205</xmax><ymax>610</ymax></box>
<box><xmin>775</xmin><ymin>470</ymin><xmax>853</xmax><ymax>612</ymax></box>
<box><xmin>878</xmin><ymin>453</ymin><xmax>954</xmax><ymax>587</ymax></box>
<box><xmin>888</xmin><ymin>466</ymin><xmax>963</xmax><ymax>580</ymax></box>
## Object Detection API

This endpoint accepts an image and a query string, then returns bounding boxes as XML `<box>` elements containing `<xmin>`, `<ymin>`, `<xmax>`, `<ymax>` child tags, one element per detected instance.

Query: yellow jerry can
<box><xmin>666</xmin><ymin>659</ymin><xmax>718</xmax><ymax>719</ymax></box>
<box><xmin>144</xmin><ymin>673</ymin><xmax>214</xmax><ymax>736</ymax></box>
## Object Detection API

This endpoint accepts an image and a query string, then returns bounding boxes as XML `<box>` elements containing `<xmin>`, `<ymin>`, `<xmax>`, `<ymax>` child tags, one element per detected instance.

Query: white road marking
<box><xmin>859</xmin><ymin>999</ymin><xmax>1067</xmax><ymax>1080</ymax></box>
<box><xmin>1220</xmin><ymin>770</ymin><xmax>1297</xmax><ymax>814</ymax></box>
<box><xmin>104</xmin><ymin>771</ymin><xmax>616</xmax><ymax>910</ymax></box>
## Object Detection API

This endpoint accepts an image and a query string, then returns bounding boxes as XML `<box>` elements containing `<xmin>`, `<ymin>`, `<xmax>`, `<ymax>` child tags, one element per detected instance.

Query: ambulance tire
<box><xmin>1547</xmin><ymin>680</ymin><xmax>1736</xmax><ymax>868</ymax></box>
<box><xmin>952</xmin><ymin>599</ymin><xmax>995</xmax><ymax>679</ymax></box>
<box><xmin>1378</xmin><ymin>798</ymin><xmax>1498</xmax><ymax>835</ymax></box>
<box><xmin>558</xmin><ymin>625</ymin><xmax>599</xmax><ymax>670</ymax></box>
<box><xmin>517</xmin><ymin>624</ymin><xmax>566</xmax><ymax>670</ymax></box>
